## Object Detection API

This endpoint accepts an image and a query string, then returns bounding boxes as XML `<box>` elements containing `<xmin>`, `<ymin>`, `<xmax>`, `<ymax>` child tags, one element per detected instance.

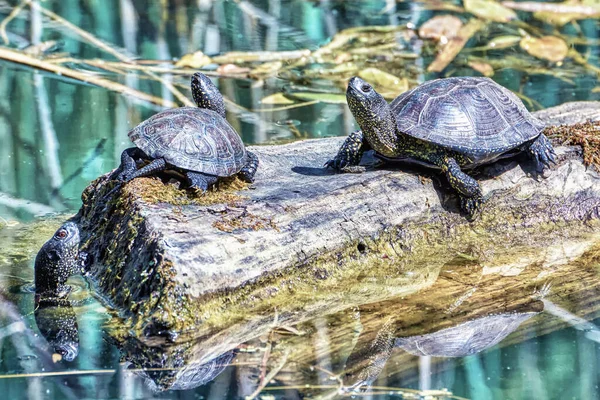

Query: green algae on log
<box><xmin>76</xmin><ymin>101</ymin><xmax>600</xmax><ymax>337</ymax></box>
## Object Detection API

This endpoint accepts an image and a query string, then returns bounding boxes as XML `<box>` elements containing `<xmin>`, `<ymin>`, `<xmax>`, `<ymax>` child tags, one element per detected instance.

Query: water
<box><xmin>1</xmin><ymin>0</ymin><xmax>600</xmax><ymax>398</ymax></box>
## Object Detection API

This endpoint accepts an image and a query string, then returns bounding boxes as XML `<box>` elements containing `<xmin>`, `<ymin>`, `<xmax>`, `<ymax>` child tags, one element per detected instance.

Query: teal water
<box><xmin>1</xmin><ymin>0</ymin><xmax>600</xmax><ymax>399</ymax></box>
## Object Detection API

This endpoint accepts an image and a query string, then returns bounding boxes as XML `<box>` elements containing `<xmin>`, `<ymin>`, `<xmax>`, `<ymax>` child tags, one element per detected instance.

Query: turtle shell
<box><xmin>395</xmin><ymin>312</ymin><xmax>538</xmax><ymax>357</ymax></box>
<box><xmin>391</xmin><ymin>77</ymin><xmax>544</xmax><ymax>161</ymax></box>
<box><xmin>128</xmin><ymin>107</ymin><xmax>247</xmax><ymax>177</ymax></box>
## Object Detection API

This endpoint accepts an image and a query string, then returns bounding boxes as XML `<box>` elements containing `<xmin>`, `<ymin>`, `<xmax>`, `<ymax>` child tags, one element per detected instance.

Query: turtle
<box><xmin>34</xmin><ymin>221</ymin><xmax>85</xmax><ymax>297</ymax></box>
<box><xmin>116</xmin><ymin>72</ymin><xmax>259</xmax><ymax>191</ymax></box>
<box><xmin>325</xmin><ymin>76</ymin><xmax>556</xmax><ymax>217</ymax></box>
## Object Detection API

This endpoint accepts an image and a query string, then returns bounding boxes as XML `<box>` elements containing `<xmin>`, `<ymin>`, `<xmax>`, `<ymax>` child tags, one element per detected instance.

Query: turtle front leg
<box><xmin>238</xmin><ymin>151</ymin><xmax>259</xmax><ymax>183</ymax></box>
<box><xmin>325</xmin><ymin>130</ymin><xmax>370</xmax><ymax>173</ymax></box>
<box><xmin>121</xmin><ymin>158</ymin><xmax>167</xmax><ymax>182</ymax></box>
<box><xmin>527</xmin><ymin>133</ymin><xmax>556</xmax><ymax>172</ymax></box>
<box><xmin>114</xmin><ymin>147</ymin><xmax>143</xmax><ymax>181</ymax></box>
<box><xmin>436</xmin><ymin>156</ymin><xmax>483</xmax><ymax>218</ymax></box>
<box><xmin>186</xmin><ymin>171</ymin><xmax>218</xmax><ymax>192</ymax></box>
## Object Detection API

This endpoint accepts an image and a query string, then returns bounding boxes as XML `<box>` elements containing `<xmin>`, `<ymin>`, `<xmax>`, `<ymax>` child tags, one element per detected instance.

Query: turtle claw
<box><xmin>460</xmin><ymin>194</ymin><xmax>484</xmax><ymax>220</ymax></box>
<box><xmin>529</xmin><ymin>134</ymin><xmax>556</xmax><ymax>172</ymax></box>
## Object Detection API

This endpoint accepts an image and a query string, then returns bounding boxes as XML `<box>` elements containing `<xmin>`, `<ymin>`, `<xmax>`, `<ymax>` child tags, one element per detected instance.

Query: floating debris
<box><xmin>418</xmin><ymin>15</ymin><xmax>463</xmax><ymax>42</ymax></box>
<box><xmin>520</xmin><ymin>35</ymin><xmax>569</xmax><ymax>62</ymax></box>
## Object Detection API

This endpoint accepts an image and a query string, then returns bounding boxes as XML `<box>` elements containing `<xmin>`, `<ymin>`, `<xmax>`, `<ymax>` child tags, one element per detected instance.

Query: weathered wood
<box><xmin>77</xmin><ymin>101</ymin><xmax>600</xmax><ymax>337</ymax></box>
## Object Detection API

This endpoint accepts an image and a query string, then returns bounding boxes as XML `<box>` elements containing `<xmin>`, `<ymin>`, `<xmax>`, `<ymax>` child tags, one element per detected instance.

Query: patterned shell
<box><xmin>391</xmin><ymin>77</ymin><xmax>544</xmax><ymax>158</ymax></box>
<box><xmin>128</xmin><ymin>107</ymin><xmax>247</xmax><ymax>176</ymax></box>
<box><xmin>396</xmin><ymin>312</ymin><xmax>538</xmax><ymax>357</ymax></box>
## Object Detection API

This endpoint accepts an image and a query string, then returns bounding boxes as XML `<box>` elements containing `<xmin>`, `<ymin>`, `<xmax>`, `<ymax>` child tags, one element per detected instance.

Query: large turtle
<box><xmin>326</xmin><ymin>76</ymin><xmax>556</xmax><ymax>217</ymax></box>
<box><xmin>116</xmin><ymin>72</ymin><xmax>258</xmax><ymax>190</ymax></box>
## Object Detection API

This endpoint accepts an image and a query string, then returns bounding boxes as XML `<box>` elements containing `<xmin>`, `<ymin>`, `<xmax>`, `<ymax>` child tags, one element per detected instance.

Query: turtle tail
<box><xmin>238</xmin><ymin>151</ymin><xmax>259</xmax><ymax>183</ymax></box>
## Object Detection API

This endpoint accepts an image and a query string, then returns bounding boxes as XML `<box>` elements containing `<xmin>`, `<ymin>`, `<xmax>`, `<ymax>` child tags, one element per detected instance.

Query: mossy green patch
<box><xmin>124</xmin><ymin>176</ymin><xmax>248</xmax><ymax>206</ymax></box>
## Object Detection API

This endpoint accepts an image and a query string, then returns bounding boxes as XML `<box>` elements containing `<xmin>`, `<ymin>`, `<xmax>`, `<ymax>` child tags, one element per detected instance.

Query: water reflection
<box><xmin>34</xmin><ymin>294</ymin><xmax>79</xmax><ymax>362</ymax></box>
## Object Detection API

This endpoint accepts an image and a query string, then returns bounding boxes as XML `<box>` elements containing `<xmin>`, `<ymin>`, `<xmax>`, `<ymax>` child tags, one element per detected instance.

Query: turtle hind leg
<box><xmin>325</xmin><ymin>130</ymin><xmax>369</xmax><ymax>173</ymax></box>
<box><xmin>438</xmin><ymin>156</ymin><xmax>483</xmax><ymax>219</ymax></box>
<box><xmin>238</xmin><ymin>151</ymin><xmax>259</xmax><ymax>183</ymax></box>
<box><xmin>186</xmin><ymin>171</ymin><xmax>218</xmax><ymax>192</ymax></box>
<box><xmin>527</xmin><ymin>133</ymin><xmax>556</xmax><ymax>172</ymax></box>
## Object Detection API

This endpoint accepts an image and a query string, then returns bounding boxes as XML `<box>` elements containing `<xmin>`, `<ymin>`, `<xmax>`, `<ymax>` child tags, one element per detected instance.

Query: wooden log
<box><xmin>76</xmin><ymin>101</ymin><xmax>600</xmax><ymax>339</ymax></box>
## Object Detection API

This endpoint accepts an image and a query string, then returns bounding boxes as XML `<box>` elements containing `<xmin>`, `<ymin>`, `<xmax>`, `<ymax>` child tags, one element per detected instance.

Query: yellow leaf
<box><xmin>520</xmin><ymin>36</ymin><xmax>569</xmax><ymax>62</ymax></box>
<box><xmin>468</xmin><ymin>61</ymin><xmax>495</xmax><ymax>76</ymax></box>
<box><xmin>358</xmin><ymin>68</ymin><xmax>409</xmax><ymax>98</ymax></box>
<box><xmin>175</xmin><ymin>51</ymin><xmax>212</xmax><ymax>68</ymax></box>
<box><xmin>260</xmin><ymin>93</ymin><xmax>296</xmax><ymax>105</ymax></box>
<box><xmin>464</xmin><ymin>0</ymin><xmax>518</xmax><ymax>22</ymax></box>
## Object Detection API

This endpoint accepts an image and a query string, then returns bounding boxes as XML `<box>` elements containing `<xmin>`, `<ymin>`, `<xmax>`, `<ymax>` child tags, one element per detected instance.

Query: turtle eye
<box><xmin>361</xmin><ymin>84</ymin><xmax>371</xmax><ymax>93</ymax></box>
<box><xmin>55</xmin><ymin>229</ymin><xmax>67</xmax><ymax>239</ymax></box>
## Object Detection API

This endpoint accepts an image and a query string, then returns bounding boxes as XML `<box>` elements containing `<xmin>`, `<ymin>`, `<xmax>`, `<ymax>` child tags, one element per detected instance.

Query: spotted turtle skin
<box><xmin>327</xmin><ymin>76</ymin><xmax>556</xmax><ymax>218</ymax></box>
<box><xmin>34</xmin><ymin>221</ymin><xmax>84</xmax><ymax>296</ymax></box>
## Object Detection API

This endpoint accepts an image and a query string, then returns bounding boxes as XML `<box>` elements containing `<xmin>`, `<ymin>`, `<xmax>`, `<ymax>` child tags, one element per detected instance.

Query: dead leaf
<box><xmin>419</xmin><ymin>15</ymin><xmax>463</xmax><ymax>42</ymax></box>
<box><xmin>520</xmin><ymin>36</ymin><xmax>569</xmax><ymax>62</ymax></box>
<box><xmin>468</xmin><ymin>61</ymin><xmax>494</xmax><ymax>76</ymax></box>
<box><xmin>481</xmin><ymin>35</ymin><xmax>522</xmax><ymax>50</ymax></box>
<box><xmin>428</xmin><ymin>19</ymin><xmax>486</xmax><ymax>72</ymax></box>
<box><xmin>357</xmin><ymin>68</ymin><xmax>409</xmax><ymax>98</ymax></box>
<box><xmin>216</xmin><ymin>64</ymin><xmax>250</xmax><ymax>75</ymax></box>
<box><xmin>260</xmin><ymin>93</ymin><xmax>296</xmax><ymax>105</ymax></box>
<box><xmin>175</xmin><ymin>51</ymin><xmax>212</xmax><ymax>68</ymax></box>
<box><xmin>464</xmin><ymin>0</ymin><xmax>518</xmax><ymax>22</ymax></box>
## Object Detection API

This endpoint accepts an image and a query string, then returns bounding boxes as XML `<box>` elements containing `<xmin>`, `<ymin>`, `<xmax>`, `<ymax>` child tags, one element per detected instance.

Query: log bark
<box><xmin>76</xmin><ymin>101</ymin><xmax>600</xmax><ymax>337</ymax></box>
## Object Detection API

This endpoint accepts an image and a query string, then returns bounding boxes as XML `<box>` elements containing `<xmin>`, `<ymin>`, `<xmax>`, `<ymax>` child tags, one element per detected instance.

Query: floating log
<box><xmin>76</xmin><ymin>101</ymin><xmax>600</xmax><ymax>340</ymax></box>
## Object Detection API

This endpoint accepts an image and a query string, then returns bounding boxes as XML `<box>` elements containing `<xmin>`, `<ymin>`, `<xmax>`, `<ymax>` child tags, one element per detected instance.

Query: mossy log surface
<box><xmin>77</xmin><ymin>101</ymin><xmax>600</xmax><ymax>336</ymax></box>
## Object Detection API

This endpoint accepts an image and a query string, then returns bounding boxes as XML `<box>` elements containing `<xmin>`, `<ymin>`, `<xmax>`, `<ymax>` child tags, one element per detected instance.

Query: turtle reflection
<box><xmin>118</xmin><ymin>337</ymin><xmax>235</xmax><ymax>392</ymax></box>
<box><xmin>342</xmin><ymin>297</ymin><xmax>544</xmax><ymax>392</ymax></box>
<box><xmin>34</xmin><ymin>293</ymin><xmax>79</xmax><ymax>362</ymax></box>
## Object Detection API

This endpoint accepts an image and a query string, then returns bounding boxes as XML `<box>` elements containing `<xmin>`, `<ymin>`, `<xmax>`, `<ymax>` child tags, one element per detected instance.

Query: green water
<box><xmin>1</xmin><ymin>0</ymin><xmax>600</xmax><ymax>399</ymax></box>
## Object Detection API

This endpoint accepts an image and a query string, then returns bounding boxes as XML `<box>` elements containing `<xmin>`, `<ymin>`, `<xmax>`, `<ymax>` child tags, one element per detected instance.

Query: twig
<box><xmin>245</xmin><ymin>349</ymin><xmax>290</xmax><ymax>400</ymax></box>
<box><xmin>502</xmin><ymin>1</ymin><xmax>600</xmax><ymax>16</ymax></box>
<box><xmin>28</xmin><ymin>1</ymin><xmax>133</xmax><ymax>62</ymax></box>
<box><xmin>0</xmin><ymin>46</ymin><xmax>176</xmax><ymax>107</ymax></box>
<box><xmin>144</xmin><ymin>70</ymin><xmax>195</xmax><ymax>107</ymax></box>
<box><xmin>0</xmin><ymin>0</ymin><xmax>30</xmax><ymax>44</ymax></box>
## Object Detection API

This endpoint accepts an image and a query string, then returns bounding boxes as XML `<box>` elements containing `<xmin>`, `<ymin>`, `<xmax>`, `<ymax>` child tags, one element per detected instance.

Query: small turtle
<box><xmin>116</xmin><ymin>72</ymin><xmax>259</xmax><ymax>190</ymax></box>
<box><xmin>35</xmin><ymin>222</ymin><xmax>85</xmax><ymax>296</ymax></box>
<box><xmin>326</xmin><ymin>76</ymin><xmax>556</xmax><ymax>217</ymax></box>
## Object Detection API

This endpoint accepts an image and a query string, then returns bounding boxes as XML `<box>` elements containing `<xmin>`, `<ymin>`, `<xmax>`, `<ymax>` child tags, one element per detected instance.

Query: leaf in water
<box><xmin>260</xmin><ymin>93</ymin><xmax>296</xmax><ymax>105</ymax></box>
<box><xmin>464</xmin><ymin>0</ymin><xmax>518</xmax><ymax>22</ymax></box>
<box><xmin>481</xmin><ymin>35</ymin><xmax>522</xmax><ymax>50</ymax></box>
<box><xmin>249</xmin><ymin>61</ymin><xmax>283</xmax><ymax>78</ymax></box>
<box><xmin>428</xmin><ymin>19</ymin><xmax>486</xmax><ymax>72</ymax></box>
<box><xmin>175</xmin><ymin>51</ymin><xmax>212</xmax><ymax>68</ymax></box>
<box><xmin>284</xmin><ymin>92</ymin><xmax>347</xmax><ymax>104</ymax></box>
<box><xmin>520</xmin><ymin>36</ymin><xmax>569</xmax><ymax>62</ymax></box>
<box><xmin>418</xmin><ymin>15</ymin><xmax>463</xmax><ymax>42</ymax></box>
<box><xmin>357</xmin><ymin>68</ymin><xmax>409</xmax><ymax>98</ymax></box>
<box><xmin>216</xmin><ymin>64</ymin><xmax>251</xmax><ymax>75</ymax></box>
<box><xmin>468</xmin><ymin>61</ymin><xmax>494</xmax><ymax>76</ymax></box>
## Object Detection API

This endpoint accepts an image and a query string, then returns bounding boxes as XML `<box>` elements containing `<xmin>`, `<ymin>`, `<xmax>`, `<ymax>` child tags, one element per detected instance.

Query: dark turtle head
<box><xmin>191</xmin><ymin>72</ymin><xmax>226</xmax><ymax>118</ymax></box>
<box><xmin>34</xmin><ymin>222</ymin><xmax>81</xmax><ymax>296</ymax></box>
<box><xmin>346</xmin><ymin>77</ymin><xmax>397</xmax><ymax>152</ymax></box>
